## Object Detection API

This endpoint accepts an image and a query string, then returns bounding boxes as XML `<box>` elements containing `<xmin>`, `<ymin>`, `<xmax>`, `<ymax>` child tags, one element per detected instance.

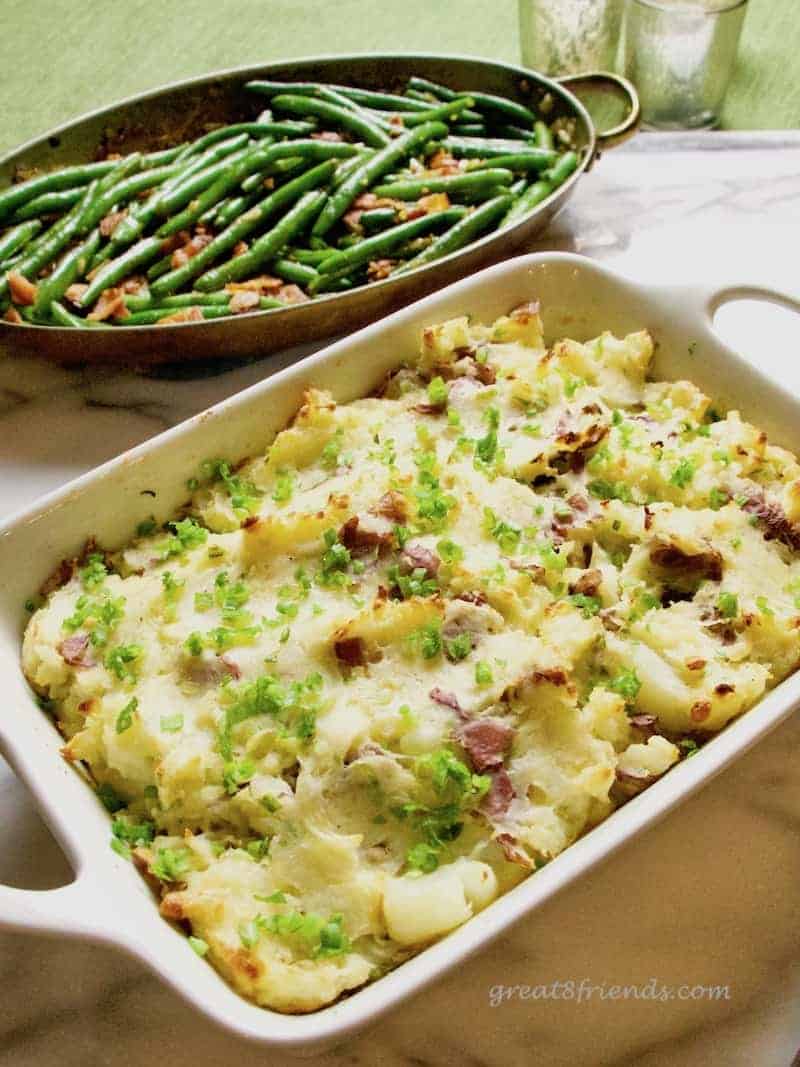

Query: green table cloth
<box><xmin>0</xmin><ymin>0</ymin><xmax>796</xmax><ymax>158</ymax></box>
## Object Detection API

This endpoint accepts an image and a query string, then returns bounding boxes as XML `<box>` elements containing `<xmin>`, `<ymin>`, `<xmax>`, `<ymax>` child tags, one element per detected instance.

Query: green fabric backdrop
<box><xmin>0</xmin><ymin>0</ymin><xmax>796</xmax><ymax>156</ymax></box>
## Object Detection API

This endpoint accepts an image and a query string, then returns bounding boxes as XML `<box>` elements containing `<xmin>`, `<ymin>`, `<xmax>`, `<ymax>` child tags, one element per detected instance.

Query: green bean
<box><xmin>10</xmin><ymin>187</ymin><xmax>84</xmax><ymax>221</ymax></box>
<box><xmin>143</xmin><ymin>145</ymin><xmax>188</xmax><ymax>167</ymax></box>
<box><xmin>289</xmin><ymin>247</ymin><xmax>335</xmax><ymax>266</ymax></box>
<box><xmin>404</xmin><ymin>87</ymin><xmax>438</xmax><ymax>104</ymax></box>
<box><xmin>114</xmin><ymin>298</ymin><xmax>282</xmax><ymax>326</ymax></box>
<box><xmin>501</xmin><ymin>151</ymin><xmax>579</xmax><ymax>226</ymax></box>
<box><xmin>160</xmin><ymin>138</ymin><xmax>355</xmax><ymax>221</ymax></box>
<box><xmin>0</xmin><ymin>219</ymin><xmax>42</xmax><ymax>262</ymax></box>
<box><xmin>332</xmin><ymin>151</ymin><xmax>375</xmax><ymax>189</ymax></box>
<box><xmin>125</xmin><ymin>290</ymin><xmax>231</xmax><ymax>311</ymax></box>
<box><xmin>451</xmin><ymin>123</ymin><xmax>487</xmax><ymax>136</ymax></box>
<box><xmin>359</xmin><ymin>207</ymin><xmax>398</xmax><ymax>234</ymax></box>
<box><xmin>195</xmin><ymin>189</ymin><xmax>326</xmax><ymax>291</ymax></box>
<box><xmin>0</xmin><ymin>181</ymin><xmax>97</xmax><ymax>297</ymax></box>
<box><xmin>509</xmin><ymin>177</ymin><xmax>527</xmax><ymax>196</ymax></box>
<box><xmin>312</xmin><ymin>120</ymin><xmax>448</xmax><ymax>237</ymax></box>
<box><xmin>395</xmin><ymin>194</ymin><xmax>512</xmax><ymax>273</ymax></box>
<box><xmin>270</xmin><ymin>258</ymin><xmax>317</xmax><ymax>286</ymax></box>
<box><xmin>496</xmin><ymin>124</ymin><xmax>536</xmax><ymax>140</ymax></box>
<box><xmin>245</xmin><ymin>80</ymin><xmax>326</xmax><ymax>98</ymax></box>
<box><xmin>270</xmin><ymin>94</ymin><xmax>389</xmax><ymax>148</ymax></box>
<box><xmin>175</xmin><ymin>122</ymin><xmax>314</xmax><ymax>162</ymax></box>
<box><xmin>467</xmin><ymin>151</ymin><xmax>558</xmax><ymax>173</ymax></box>
<box><xmin>156</xmin><ymin>142</ymin><xmax>273</xmax><ymax>236</ymax></box>
<box><xmin>75</xmin><ymin>154</ymin><xmax>148</xmax><ymax>235</ymax></box>
<box><xmin>150</xmin><ymin>160</ymin><xmax>337</xmax><ymax>298</ymax></box>
<box><xmin>406</xmin><ymin>77</ymin><xmax>537</xmax><ymax>125</ymax></box>
<box><xmin>108</xmin><ymin>134</ymin><xmax>251</xmax><ymax>253</ymax></box>
<box><xmin>240</xmin><ymin>155</ymin><xmax>308</xmax><ymax>194</ymax></box>
<box><xmin>32</xmin><ymin>229</ymin><xmax>101</xmax><ymax>313</ymax></box>
<box><xmin>213</xmin><ymin>191</ymin><xmax>262</xmax><ymax>229</ymax></box>
<box><xmin>533</xmin><ymin>121</ymin><xmax>555</xmax><ymax>151</ymax></box>
<box><xmin>153</xmin><ymin>142</ymin><xmax>253</xmax><ymax>217</ymax></box>
<box><xmin>442</xmin><ymin>136</ymin><xmax>556</xmax><ymax>162</ymax></box>
<box><xmin>49</xmin><ymin>300</ymin><xmax>85</xmax><ymax>328</ymax></box>
<box><xmin>0</xmin><ymin>160</ymin><xmax>119</xmax><ymax>222</ymax></box>
<box><xmin>401</xmin><ymin>99</ymin><xmax>480</xmax><ymax>126</ymax></box>
<box><xmin>374</xmin><ymin>168</ymin><xmax>513</xmax><ymax>200</ymax></box>
<box><xmin>327</xmin><ymin>85</ymin><xmax>431</xmax><ymax>112</ymax></box>
<box><xmin>146</xmin><ymin>254</ymin><xmax>174</xmax><ymax>281</ymax></box>
<box><xmin>316</xmin><ymin>207</ymin><xmax>467</xmax><ymax>276</ymax></box>
<box><xmin>77</xmin><ymin>236</ymin><xmax>163</xmax><ymax>309</ymax></box>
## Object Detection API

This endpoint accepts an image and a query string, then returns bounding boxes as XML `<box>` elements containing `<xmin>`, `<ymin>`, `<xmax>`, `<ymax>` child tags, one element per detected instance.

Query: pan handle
<box><xmin>0</xmin><ymin>871</ymin><xmax>115</xmax><ymax>941</ymax></box>
<box><xmin>557</xmin><ymin>71</ymin><xmax>641</xmax><ymax>150</ymax></box>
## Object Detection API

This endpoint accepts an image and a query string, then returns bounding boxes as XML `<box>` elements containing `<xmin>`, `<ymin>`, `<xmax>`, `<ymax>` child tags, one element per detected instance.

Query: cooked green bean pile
<box><xmin>0</xmin><ymin>76</ymin><xmax>579</xmax><ymax>330</ymax></box>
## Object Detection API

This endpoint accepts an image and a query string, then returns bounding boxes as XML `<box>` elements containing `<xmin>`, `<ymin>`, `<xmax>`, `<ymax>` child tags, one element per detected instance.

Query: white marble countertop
<box><xmin>1</xmin><ymin>132</ymin><xmax>800</xmax><ymax>1067</ymax></box>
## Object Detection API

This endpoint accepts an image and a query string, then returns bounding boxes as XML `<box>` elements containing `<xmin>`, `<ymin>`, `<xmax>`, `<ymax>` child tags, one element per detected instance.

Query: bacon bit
<box><xmin>643</xmin><ymin>505</ymin><xmax>653</xmax><ymax>531</ymax></box>
<box><xmin>686</xmin><ymin>658</ymin><xmax>706</xmax><ymax>671</ymax></box>
<box><xmin>7</xmin><ymin>270</ymin><xmax>37</xmax><ymax>306</ymax></box>
<box><xmin>88</xmin><ymin>287</ymin><xmax>128</xmax><ymax>322</ymax></box>
<box><xmin>649</xmin><ymin>541</ymin><xmax>723</xmax><ymax>583</ymax></box>
<box><xmin>690</xmin><ymin>700</ymin><xmax>712</xmax><ymax>723</ymax></box>
<box><xmin>614</xmin><ymin>767</ymin><xmax>657</xmax><ymax>795</ymax></box>
<box><xmin>532</xmin><ymin>667</ymin><xmax>568</xmax><ymax>686</ymax></box>
<box><xmin>371</xmin><ymin>491</ymin><xmax>407</xmax><ymax>523</ymax></box>
<box><xmin>629</xmin><ymin>714</ymin><xmax>658</xmax><ymax>734</ymax></box>
<box><xmin>158</xmin><ymin>306</ymin><xmax>204</xmax><ymax>325</ymax></box>
<box><xmin>429</xmin><ymin>688</ymin><xmax>463</xmax><ymax>716</ymax></box>
<box><xmin>334</xmin><ymin>636</ymin><xmax>367</xmax><ymax>668</ymax></box>
<box><xmin>481</xmin><ymin>768</ymin><xmax>515</xmax><ymax>818</ymax></box>
<box><xmin>159</xmin><ymin>895</ymin><xmax>186</xmax><ymax>920</ymax></box>
<box><xmin>458</xmin><ymin>717</ymin><xmax>515</xmax><ymax>772</ymax></box>
<box><xmin>496</xmin><ymin>832</ymin><xmax>534</xmax><ymax>868</ymax></box>
<box><xmin>58</xmin><ymin>634</ymin><xmax>96</xmax><ymax>668</ymax></box>
<box><xmin>509</xmin><ymin>560</ymin><xmax>546</xmax><ymax>581</ymax></box>
<box><xmin>339</xmin><ymin>514</ymin><xmax>393</xmax><ymax>554</ymax></box>
<box><xmin>569</xmin><ymin>568</ymin><xmax>602</xmax><ymax>597</ymax></box>
<box><xmin>599</xmin><ymin>607</ymin><xmax>623</xmax><ymax>632</ymax></box>
<box><xmin>367</xmin><ymin>258</ymin><xmax>395</xmax><ymax>281</ymax></box>
<box><xmin>567</xmin><ymin>493</ymin><xmax>588</xmax><ymax>512</ymax></box>
<box><xmin>99</xmin><ymin>209</ymin><xmax>126</xmax><ymax>237</ymax></box>
<box><xmin>555</xmin><ymin>419</ymin><xmax>608</xmax><ymax>452</ymax></box>
<box><xmin>40</xmin><ymin>558</ymin><xmax>76</xmax><ymax>597</ymax></box>
<box><xmin>232</xmin><ymin>240</ymin><xmax>249</xmax><ymax>258</ymax></box>
<box><xmin>160</xmin><ymin>230</ymin><xmax>191</xmax><ymax>254</ymax></box>
<box><xmin>413</xmin><ymin>402</ymin><xmax>446</xmax><ymax>415</ymax></box>
<box><xmin>229</xmin><ymin>289</ymin><xmax>260</xmax><ymax>314</ymax></box>
<box><xmin>715</xmin><ymin>682</ymin><xmax>735</xmax><ymax>696</ymax></box>
<box><xmin>509</xmin><ymin>300</ymin><xmax>540</xmax><ymax>323</ymax></box>
<box><xmin>277</xmin><ymin>284</ymin><xmax>310</xmax><ymax>304</ymax></box>
<box><xmin>170</xmin><ymin>233</ymin><xmax>212</xmax><ymax>269</ymax></box>
<box><xmin>400</xmin><ymin>542</ymin><xmax>440</xmax><ymax>577</ymax></box>
<box><xmin>472</xmin><ymin>359</ymin><xmax>496</xmax><ymax>386</ymax></box>
<box><xmin>428</xmin><ymin>149</ymin><xmax>461</xmax><ymax>174</ymax></box>
<box><xmin>456</xmin><ymin>590</ymin><xmax>488</xmax><ymax>606</ymax></box>
<box><xmin>310</xmin><ymin>130</ymin><xmax>344</xmax><ymax>142</ymax></box>
<box><xmin>225</xmin><ymin>275</ymin><xmax>283</xmax><ymax>295</ymax></box>
<box><xmin>741</xmin><ymin>489</ymin><xmax>800</xmax><ymax>551</ymax></box>
<box><xmin>352</xmin><ymin>192</ymin><xmax>397</xmax><ymax>211</ymax></box>
<box><xmin>343</xmin><ymin>209</ymin><xmax>364</xmax><ymax>233</ymax></box>
<box><xmin>78</xmin><ymin>699</ymin><xmax>95</xmax><ymax>716</ymax></box>
<box><xmin>219</xmin><ymin>654</ymin><xmax>241</xmax><ymax>680</ymax></box>
<box><xmin>419</xmin><ymin>192</ymin><xmax>450</xmax><ymax>214</ymax></box>
<box><xmin>121</xmin><ymin>275</ymin><xmax>147</xmax><ymax>295</ymax></box>
<box><xmin>582</xmin><ymin>403</ymin><xmax>602</xmax><ymax>415</ymax></box>
<box><xmin>3</xmin><ymin>307</ymin><xmax>22</xmax><ymax>324</ymax></box>
<box><xmin>242</xmin><ymin>515</ymin><xmax>259</xmax><ymax>530</ymax></box>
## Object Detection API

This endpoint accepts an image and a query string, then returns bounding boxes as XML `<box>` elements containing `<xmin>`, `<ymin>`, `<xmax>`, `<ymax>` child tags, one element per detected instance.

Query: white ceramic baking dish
<box><xmin>1</xmin><ymin>252</ymin><xmax>799</xmax><ymax>1053</ymax></box>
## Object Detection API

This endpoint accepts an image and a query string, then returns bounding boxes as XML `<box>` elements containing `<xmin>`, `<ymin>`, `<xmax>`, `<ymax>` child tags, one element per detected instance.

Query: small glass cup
<box><xmin>623</xmin><ymin>0</ymin><xmax>748</xmax><ymax>129</ymax></box>
<box><xmin>518</xmin><ymin>0</ymin><xmax>625</xmax><ymax>76</ymax></box>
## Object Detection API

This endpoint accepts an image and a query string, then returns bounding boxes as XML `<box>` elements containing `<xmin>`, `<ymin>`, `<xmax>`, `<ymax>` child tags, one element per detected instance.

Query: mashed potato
<box><xmin>22</xmin><ymin>302</ymin><xmax>800</xmax><ymax>1012</ymax></box>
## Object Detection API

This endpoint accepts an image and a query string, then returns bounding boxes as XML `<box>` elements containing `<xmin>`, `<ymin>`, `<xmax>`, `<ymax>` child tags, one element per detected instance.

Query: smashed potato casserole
<box><xmin>23</xmin><ymin>303</ymin><xmax>800</xmax><ymax>1012</ymax></box>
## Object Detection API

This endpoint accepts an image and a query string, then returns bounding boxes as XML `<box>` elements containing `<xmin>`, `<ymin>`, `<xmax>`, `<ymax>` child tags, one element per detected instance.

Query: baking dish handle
<box><xmin>556</xmin><ymin>71</ymin><xmax>641</xmax><ymax>150</ymax></box>
<box><xmin>699</xmin><ymin>280</ymin><xmax>800</xmax><ymax>317</ymax></box>
<box><xmin>0</xmin><ymin>873</ymin><xmax>114</xmax><ymax>940</ymax></box>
